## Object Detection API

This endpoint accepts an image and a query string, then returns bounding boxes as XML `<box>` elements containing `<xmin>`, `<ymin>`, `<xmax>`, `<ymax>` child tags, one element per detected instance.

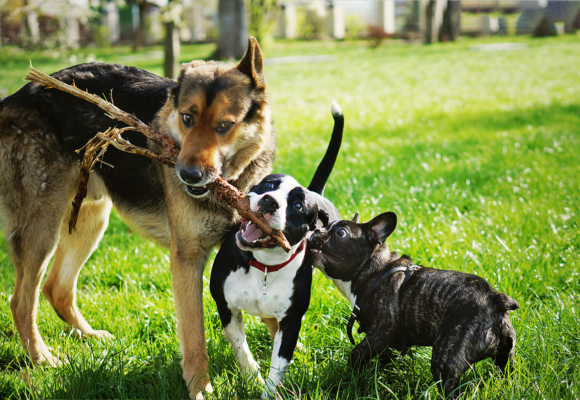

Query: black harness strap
<box><xmin>347</xmin><ymin>265</ymin><xmax>419</xmax><ymax>346</ymax></box>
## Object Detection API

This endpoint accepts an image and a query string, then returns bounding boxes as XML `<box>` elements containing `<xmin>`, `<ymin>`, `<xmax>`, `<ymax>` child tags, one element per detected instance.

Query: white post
<box><xmin>327</xmin><ymin>2</ymin><xmax>345</xmax><ymax>39</ymax></box>
<box><xmin>26</xmin><ymin>11</ymin><xmax>40</xmax><ymax>44</ymax></box>
<box><xmin>64</xmin><ymin>17</ymin><xmax>80</xmax><ymax>48</ymax></box>
<box><xmin>433</xmin><ymin>0</ymin><xmax>447</xmax><ymax>39</ymax></box>
<box><xmin>377</xmin><ymin>0</ymin><xmax>395</xmax><ymax>34</ymax></box>
<box><xmin>278</xmin><ymin>3</ymin><xmax>297</xmax><ymax>39</ymax></box>
<box><xmin>185</xmin><ymin>5</ymin><xmax>206</xmax><ymax>42</ymax></box>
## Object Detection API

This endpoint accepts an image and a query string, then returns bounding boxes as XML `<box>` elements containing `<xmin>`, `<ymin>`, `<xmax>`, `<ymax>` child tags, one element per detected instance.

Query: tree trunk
<box><xmin>164</xmin><ymin>20</ymin><xmax>180</xmax><ymax>79</ymax></box>
<box><xmin>439</xmin><ymin>0</ymin><xmax>461</xmax><ymax>42</ymax></box>
<box><xmin>424</xmin><ymin>0</ymin><xmax>436</xmax><ymax>45</ymax></box>
<box><xmin>133</xmin><ymin>2</ymin><xmax>148</xmax><ymax>52</ymax></box>
<box><xmin>212</xmin><ymin>0</ymin><xmax>248</xmax><ymax>60</ymax></box>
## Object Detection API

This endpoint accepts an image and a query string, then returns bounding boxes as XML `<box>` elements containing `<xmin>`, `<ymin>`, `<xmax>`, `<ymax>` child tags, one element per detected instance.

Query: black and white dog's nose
<box><xmin>258</xmin><ymin>195</ymin><xmax>279</xmax><ymax>214</ymax></box>
<box><xmin>180</xmin><ymin>165</ymin><xmax>203</xmax><ymax>184</ymax></box>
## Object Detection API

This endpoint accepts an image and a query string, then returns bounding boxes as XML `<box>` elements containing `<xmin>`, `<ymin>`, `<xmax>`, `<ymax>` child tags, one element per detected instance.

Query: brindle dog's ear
<box><xmin>317</xmin><ymin>209</ymin><xmax>330</xmax><ymax>228</ymax></box>
<box><xmin>352</xmin><ymin>212</ymin><xmax>360</xmax><ymax>223</ymax></box>
<box><xmin>237</xmin><ymin>37</ymin><xmax>265</xmax><ymax>90</ymax></box>
<box><xmin>362</xmin><ymin>212</ymin><xmax>397</xmax><ymax>243</ymax></box>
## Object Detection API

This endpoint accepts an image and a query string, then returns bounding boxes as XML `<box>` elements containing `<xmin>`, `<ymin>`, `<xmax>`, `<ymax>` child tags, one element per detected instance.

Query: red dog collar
<box><xmin>249</xmin><ymin>240</ymin><xmax>306</xmax><ymax>273</ymax></box>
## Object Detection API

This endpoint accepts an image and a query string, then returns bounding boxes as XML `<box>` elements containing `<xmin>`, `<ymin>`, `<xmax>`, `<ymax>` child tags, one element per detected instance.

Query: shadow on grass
<box><xmin>40</xmin><ymin>346</ymin><xmax>189</xmax><ymax>400</ymax></box>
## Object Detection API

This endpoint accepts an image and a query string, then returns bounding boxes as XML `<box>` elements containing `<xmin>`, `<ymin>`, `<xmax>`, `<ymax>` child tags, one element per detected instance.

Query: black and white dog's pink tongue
<box><xmin>243</xmin><ymin>223</ymin><xmax>266</xmax><ymax>242</ymax></box>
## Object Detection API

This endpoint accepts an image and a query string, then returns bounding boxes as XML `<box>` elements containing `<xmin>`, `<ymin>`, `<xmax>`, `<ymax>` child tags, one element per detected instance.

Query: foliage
<box><xmin>367</xmin><ymin>25</ymin><xmax>391</xmax><ymax>48</ymax></box>
<box><xmin>0</xmin><ymin>36</ymin><xmax>579</xmax><ymax>398</ymax></box>
<box><xmin>344</xmin><ymin>14</ymin><xmax>366</xmax><ymax>41</ymax></box>
<box><xmin>247</xmin><ymin>0</ymin><xmax>277</xmax><ymax>45</ymax></box>
<box><xmin>296</xmin><ymin>4</ymin><xmax>326</xmax><ymax>39</ymax></box>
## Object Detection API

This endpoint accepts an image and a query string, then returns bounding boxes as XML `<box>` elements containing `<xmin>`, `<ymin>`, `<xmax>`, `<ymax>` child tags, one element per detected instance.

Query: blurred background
<box><xmin>1</xmin><ymin>0</ymin><xmax>579</xmax><ymax>78</ymax></box>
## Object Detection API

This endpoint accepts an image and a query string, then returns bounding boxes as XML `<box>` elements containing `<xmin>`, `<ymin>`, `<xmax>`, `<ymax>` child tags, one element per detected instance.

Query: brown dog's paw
<box><xmin>85</xmin><ymin>329</ymin><xmax>115</xmax><ymax>340</ymax></box>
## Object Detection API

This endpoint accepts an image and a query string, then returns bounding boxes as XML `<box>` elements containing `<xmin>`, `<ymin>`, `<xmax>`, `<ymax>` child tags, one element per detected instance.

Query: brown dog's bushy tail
<box><xmin>308</xmin><ymin>101</ymin><xmax>344</xmax><ymax>196</ymax></box>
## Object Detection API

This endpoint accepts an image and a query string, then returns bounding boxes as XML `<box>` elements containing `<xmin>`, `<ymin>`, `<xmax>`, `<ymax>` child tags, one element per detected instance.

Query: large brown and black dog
<box><xmin>0</xmin><ymin>38</ymin><xmax>274</xmax><ymax>398</ymax></box>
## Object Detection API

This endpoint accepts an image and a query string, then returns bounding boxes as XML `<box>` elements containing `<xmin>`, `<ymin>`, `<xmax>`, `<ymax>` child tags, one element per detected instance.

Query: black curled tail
<box><xmin>308</xmin><ymin>100</ymin><xmax>344</xmax><ymax>195</ymax></box>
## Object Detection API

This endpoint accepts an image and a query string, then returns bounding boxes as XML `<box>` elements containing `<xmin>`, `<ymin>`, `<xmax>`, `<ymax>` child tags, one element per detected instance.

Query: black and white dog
<box><xmin>210</xmin><ymin>102</ymin><xmax>343</xmax><ymax>397</ymax></box>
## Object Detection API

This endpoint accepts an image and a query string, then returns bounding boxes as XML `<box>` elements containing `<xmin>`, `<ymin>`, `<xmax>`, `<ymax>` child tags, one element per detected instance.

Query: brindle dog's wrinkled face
<box><xmin>309</xmin><ymin>212</ymin><xmax>397</xmax><ymax>281</ymax></box>
<box><xmin>236</xmin><ymin>174</ymin><xmax>320</xmax><ymax>251</ymax></box>
<box><xmin>161</xmin><ymin>38</ymin><xmax>271</xmax><ymax>197</ymax></box>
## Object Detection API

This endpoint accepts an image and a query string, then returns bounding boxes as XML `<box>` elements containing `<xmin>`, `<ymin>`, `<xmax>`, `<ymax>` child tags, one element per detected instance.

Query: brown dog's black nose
<box><xmin>180</xmin><ymin>165</ymin><xmax>203</xmax><ymax>184</ymax></box>
<box><xmin>258</xmin><ymin>195</ymin><xmax>279</xmax><ymax>214</ymax></box>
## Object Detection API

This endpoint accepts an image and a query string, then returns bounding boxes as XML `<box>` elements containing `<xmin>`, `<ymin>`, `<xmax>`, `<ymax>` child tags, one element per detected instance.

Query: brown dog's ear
<box><xmin>362</xmin><ymin>212</ymin><xmax>397</xmax><ymax>243</ymax></box>
<box><xmin>237</xmin><ymin>37</ymin><xmax>265</xmax><ymax>90</ymax></box>
<box><xmin>352</xmin><ymin>212</ymin><xmax>360</xmax><ymax>223</ymax></box>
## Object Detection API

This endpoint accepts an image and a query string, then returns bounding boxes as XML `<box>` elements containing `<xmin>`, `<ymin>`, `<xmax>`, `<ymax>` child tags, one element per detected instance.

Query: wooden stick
<box><xmin>69</xmin><ymin>134</ymin><xmax>110</xmax><ymax>233</ymax></box>
<box><xmin>27</xmin><ymin>67</ymin><xmax>291</xmax><ymax>251</ymax></box>
<box><xmin>97</xmin><ymin>128</ymin><xmax>176</xmax><ymax>167</ymax></box>
<box><xmin>207</xmin><ymin>178</ymin><xmax>291</xmax><ymax>251</ymax></box>
<box><xmin>26</xmin><ymin>65</ymin><xmax>179</xmax><ymax>159</ymax></box>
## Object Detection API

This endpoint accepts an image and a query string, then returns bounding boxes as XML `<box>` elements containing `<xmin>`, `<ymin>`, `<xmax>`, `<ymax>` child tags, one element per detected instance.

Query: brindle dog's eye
<box><xmin>181</xmin><ymin>114</ymin><xmax>193</xmax><ymax>126</ymax></box>
<box><xmin>294</xmin><ymin>203</ymin><xmax>303</xmax><ymax>211</ymax></box>
<box><xmin>217</xmin><ymin>121</ymin><xmax>233</xmax><ymax>134</ymax></box>
<box><xmin>337</xmin><ymin>228</ymin><xmax>347</xmax><ymax>238</ymax></box>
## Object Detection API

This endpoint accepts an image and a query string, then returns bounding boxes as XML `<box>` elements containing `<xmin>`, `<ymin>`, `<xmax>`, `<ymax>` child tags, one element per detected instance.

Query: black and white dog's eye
<box><xmin>337</xmin><ymin>228</ymin><xmax>347</xmax><ymax>238</ymax></box>
<box><xmin>181</xmin><ymin>114</ymin><xmax>193</xmax><ymax>126</ymax></box>
<box><xmin>217</xmin><ymin>121</ymin><xmax>233</xmax><ymax>134</ymax></box>
<box><xmin>266</xmin><ymin>182</ymin><xmax>274</xmax><ymax>189</ymax></box>
<box><xmin>294</xmin><ymin>203</ymin><xmax>303</xmax><ymax>211</ymax></box>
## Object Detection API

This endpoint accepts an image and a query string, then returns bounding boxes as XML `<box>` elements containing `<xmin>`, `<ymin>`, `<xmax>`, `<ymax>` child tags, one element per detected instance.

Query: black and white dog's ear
<box><xmin>362</xmin><ymin>212</ymin><xmax>397</xmax><ymax>243</ymax></box>
<box><xmin>352</xmin><ymin>212</ymin><xmax>360</xmax><ymax>223</ymax></box>
<box><xmin>317</xmin><ymin>209</ymin><xmax>330</xmax><ymax>228</ymax></box>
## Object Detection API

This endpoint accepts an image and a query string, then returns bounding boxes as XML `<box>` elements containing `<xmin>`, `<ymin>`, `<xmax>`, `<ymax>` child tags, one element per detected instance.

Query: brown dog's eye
<box><xmin>217</xmin><ymin>121</ymin><xmax>233</xmax><ymax>134</ymax></box>
<box><xmin>181</xmin><ymin>114</ymin><xmax>193</xmax><ymax>127</ymax></box>
<box><xmin>337</xmin><ymin>228</ymin><xmax>348</xmax><ymax>238</ymax></box>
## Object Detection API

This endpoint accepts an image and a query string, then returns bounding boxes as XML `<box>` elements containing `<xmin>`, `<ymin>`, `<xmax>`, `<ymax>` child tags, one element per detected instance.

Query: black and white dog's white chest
<box><xmin>223</xmin><ymin>247</ymin><xmax>306</xmax><ymax>320</ymax></box>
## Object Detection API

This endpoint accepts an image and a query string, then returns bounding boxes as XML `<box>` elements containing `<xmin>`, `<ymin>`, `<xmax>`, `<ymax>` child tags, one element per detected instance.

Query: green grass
<box><xmin>1</xmin><ymin>35</ymin><xmax>580</xmax><ymax>398</ymax></box>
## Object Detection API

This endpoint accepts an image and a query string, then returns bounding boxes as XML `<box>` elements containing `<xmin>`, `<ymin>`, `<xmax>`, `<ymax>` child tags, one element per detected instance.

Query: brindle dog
<box><xmin>309</xmin><ymin>212</ymin><xmax>518</xmax><ymax>398</ymax></box>
<box><xmin>0</xmin><ymin>38</ymin><xmax>274</xmax><ymax>399</ymax></box>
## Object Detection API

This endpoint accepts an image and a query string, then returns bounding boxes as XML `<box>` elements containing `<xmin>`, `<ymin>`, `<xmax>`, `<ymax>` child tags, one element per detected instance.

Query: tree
<box><xmin>211</xmin><ymin>0</ymin><xmax>248</xmax><ymax>60</ymax></box>
<box><xmin>132</xmin><ymin>0</ymin><xmax>150</xmax><ymax>52</ymax></box>
<box><xmin>424</xmin><ymin>0</ymin><xmax>436</xmax><ymax>45</ymax></box>
<box><xmin>247</xmin><ymin>0</ymin><xmax>277</xmax><ymax>44</ymax></box>
<box><xmin>163</xmin><ymin>0</ymin><xmax>181</xmax><ymax>79</ymax></box>
<box><xmin>439</xmin><ymin>0</ymin><xmax>461</xmax><ymax>42</ymax></box>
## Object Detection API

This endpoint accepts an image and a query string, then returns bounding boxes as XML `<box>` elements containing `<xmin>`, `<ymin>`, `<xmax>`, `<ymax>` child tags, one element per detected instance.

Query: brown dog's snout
<box><xmin>178</xmin><ymin>163</ymin><xmax>204</xmax><ymax>185</ymax></box>
<box><xmin>258</xmin><ymin>195</ymin><xmax>279</xmax><ymax>214</ymax></box>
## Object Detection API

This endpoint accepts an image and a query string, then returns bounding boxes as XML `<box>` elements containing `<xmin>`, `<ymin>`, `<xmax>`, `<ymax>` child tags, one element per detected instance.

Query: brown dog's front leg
<box><xmin>170</xmin><ymin>243</ymin><xmax>213</xmax><ymax>399</ymax></box>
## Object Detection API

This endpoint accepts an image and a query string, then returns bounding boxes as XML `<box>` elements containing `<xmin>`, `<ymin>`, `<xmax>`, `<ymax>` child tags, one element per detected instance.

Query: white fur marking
<box><xmin>262</xmin><ymin>331</ymin><xmax>290</xmax><ymax>398</ymax></box>
<box><xmin>330</xmin><ymin>100</ymin><xmax>342</xmax><ymax>116</ymax></box>
<box><xmin>165</xmin><ymin>110</ymin><xmax>182</xmax><ymax>144</ymax></box>
<box><xmin>248</xmin><ymin>176</ymin><xmax>300</xmax><ymax>231</ymax></box>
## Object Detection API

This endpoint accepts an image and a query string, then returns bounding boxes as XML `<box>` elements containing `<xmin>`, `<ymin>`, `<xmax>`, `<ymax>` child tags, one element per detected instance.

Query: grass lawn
<box><xmin>0</xmin><ymin>35</ymin><xmax>579</xmax><ymax>399</ymax></box>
